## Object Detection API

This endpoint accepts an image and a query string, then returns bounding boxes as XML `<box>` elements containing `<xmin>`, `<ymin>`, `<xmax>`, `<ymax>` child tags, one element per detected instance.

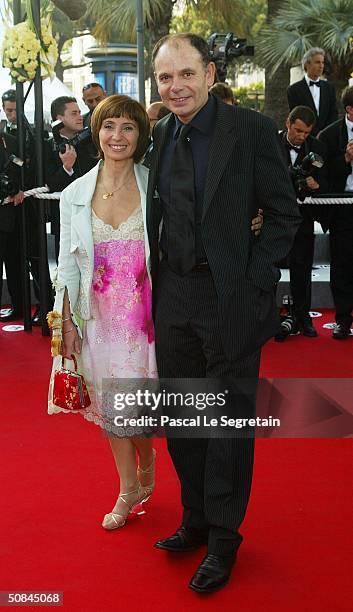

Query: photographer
<box><xmin>0</xmin><ymin>132</ymin><xmax>24</xmax><ymax>321</ymax></box>
<box><xmin>1</xmin><ymin>91</ymin><xmax>53</xmax><ymax>325</ymax></box>
<box><xmin>279</xmin><ymin>105</ymin><xmax>328</xmax><ymax>337</ymax></box>
<box><xmin>1</xmin><ymin>90</ymin><xmax>17</xmax><ymax>136</ymax></box>
<box><xmin>45</xmin><ymin>96</ymin><xmax>97</xmax><ymax>260</ymax></box>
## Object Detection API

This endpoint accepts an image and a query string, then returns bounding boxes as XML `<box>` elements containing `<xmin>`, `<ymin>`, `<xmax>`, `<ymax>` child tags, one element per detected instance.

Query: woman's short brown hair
<box><xmin>90</xmin><ymin>94</ymin><xmax>150</xmax><ymax>163</ymax></box>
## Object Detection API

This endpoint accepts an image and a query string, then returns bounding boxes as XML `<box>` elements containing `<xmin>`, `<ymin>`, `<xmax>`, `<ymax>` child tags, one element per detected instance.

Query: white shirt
<box><xmin>286</xmin><ymin>136</ymin><xmax>300</xmax><ymax>166</ymax></box>
<box><xmin>289</xmin><ymin>147</ymin><xmax>299</xmax><ymax>166</ymax></box>
<box><xmin>305</xmin><ymin>74</ymin><xmax>321</xmax><ymax>114</ymax></box>
<box><xmin>345</xmin><ymin>115</ymin><xmax>353</xmax><ymax>192</ymax></box>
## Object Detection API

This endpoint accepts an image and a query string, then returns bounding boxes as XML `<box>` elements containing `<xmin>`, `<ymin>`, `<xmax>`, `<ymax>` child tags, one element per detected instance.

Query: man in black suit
<box><xmin>45</xmin><ymin>96</ymin><xmax>96</xmax><ymax>261</ymax></box>
<box><xmin>279</xmin><ymin>105</ymin><xmax>328</xmax><ymax>336</ymax></box>
<box><xmin>0</xmin><ymin>91</ymin><xmax>23</xmax><ymax>321</ymax></box>
<box><xmin>318</xmin><ymin>85</ymin><xmax>353</xmax><ymax>339</ymax></box>
<box><xmin>287</xmin><ymin>47</ymin><xmax>337</xmax><ymax>136</ymax></box>
<box><xmin>0</xmin><ymin>132</ymin><xmax>24</xmax><ymax>319</ymax></box>
<box><xmin>147</xmin><ymin>33</ymin><xmax>301</xmax><ymax>593</ymax></box>
<box><xmin>81</xmin><ymin>82</ymin><xmax>107</xmax><ymax>128</ymax></box>
<box><xmin>1</xmin><ymin>90</ymin><xmax>18</xmax><ymax>136</ymax></box>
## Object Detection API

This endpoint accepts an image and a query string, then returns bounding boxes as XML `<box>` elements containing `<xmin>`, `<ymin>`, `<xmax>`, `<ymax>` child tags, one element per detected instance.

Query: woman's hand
<box><xmin>62</xmin><ymin>320</ymin><xmax>81</xmax><ymax>358</ymax></box>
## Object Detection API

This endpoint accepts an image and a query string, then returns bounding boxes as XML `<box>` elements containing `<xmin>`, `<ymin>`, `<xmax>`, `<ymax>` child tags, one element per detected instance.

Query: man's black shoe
<box><xmin>297</xmin><ymin>315</ymin><xmax>318</xmax><ymax>337</ymax></box>
<box><xmin>0</xmin><ymin>308</ymin><xmax>22</xmax><ymax>322</ymax></box>
<box><xmin>154</xmin><ymin>527</ymin><xmax>208</xmax><ymax>552</ymax></box>
<box><xmin>333</xmin><ymin>323</ymin><xmax>351</xmax><ymax>340</ymax></box>
<box><xmin>189</xmin><ymin>553</ymin><xmax>235</xmax><ymax>594</ymax></box>
<box><xmin>31</xmin><ymin>307</ymin><xmax>42</xmax><ymax>326</ymax></box>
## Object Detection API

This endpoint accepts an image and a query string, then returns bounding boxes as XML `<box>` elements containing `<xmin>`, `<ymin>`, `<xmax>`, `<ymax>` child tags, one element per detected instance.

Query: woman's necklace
<box><xmin>101</xmin><ymin>173</ymin><xmax>134</xmax><ymax>200</ymax></box>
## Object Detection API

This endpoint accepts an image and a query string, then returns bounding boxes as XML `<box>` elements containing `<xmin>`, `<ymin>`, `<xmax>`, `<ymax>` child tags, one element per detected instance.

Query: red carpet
<box><xmin>0</xmin><ymin>310</ymin><xmax>352</xmax><ymax>611</ymax></box>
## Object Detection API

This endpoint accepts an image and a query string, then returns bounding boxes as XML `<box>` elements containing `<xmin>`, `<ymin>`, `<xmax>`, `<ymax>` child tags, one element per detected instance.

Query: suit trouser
<box><xmin>25</xmin><ymin>198</ymin><xmax>53</xmax><ymax>308</ymax></box>
<box><xmin>329</xmin><ymin>206</ymin><xmax>353</xmax><ymax>326</ymax></box>
<box><xmin>155</xmin><ymin>260</ymin><xmax>260</xmax><ymax>556</ymax></box>
<box><xmin>290</xmin><ymin>205</ymin><xmax>353</xmax><ymax>325</ymax></box>
<box><xmin>0</xmin><ymin>221</ymin><xmax>23</xmax><ymax>313</ymax></box>
<box><xmin>289</xmin><ymin>208</ymin><xmax>315</xmax><ymax>317</ymax></box>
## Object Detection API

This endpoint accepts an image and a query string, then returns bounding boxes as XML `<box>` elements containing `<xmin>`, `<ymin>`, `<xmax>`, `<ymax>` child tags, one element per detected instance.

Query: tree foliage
<box><xmin>171</xmin><ymin>0</ymin><xmax>266</xmax><ymax>42</ymax></box>
<box><xmin>258</xmin><ymin>0</ymin><xmax>353</xmax><ymax>83</ymax></box>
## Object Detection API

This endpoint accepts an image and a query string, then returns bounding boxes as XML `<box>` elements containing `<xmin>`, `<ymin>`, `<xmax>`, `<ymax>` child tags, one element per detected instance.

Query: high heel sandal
<box><xmin>102</xmin><ymin>484</ymin><xmax>147</xmax><ymax>531</ymax></box>
<box><xmin>137</xmin><ymin>448</ymin><xmax>156</xmax><ymax>500</ymax></box>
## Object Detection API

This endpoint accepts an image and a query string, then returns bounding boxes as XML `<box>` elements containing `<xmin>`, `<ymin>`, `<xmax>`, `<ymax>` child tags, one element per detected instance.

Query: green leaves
<box><xmin>257</xmin><ymin>0</ymin><xmax>353</xmax><ymax>78</ymax></box>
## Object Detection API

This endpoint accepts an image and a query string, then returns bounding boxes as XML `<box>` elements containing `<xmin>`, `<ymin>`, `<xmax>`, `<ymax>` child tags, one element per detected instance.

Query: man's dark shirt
<box><xmin>83</xmin><ymin>112</ymin><xmax>91</xmax><ymax>129</ymax></box>
<box><xmin>158</xmin><ymin>94</ymin><xmax>216</xmax><ymax>262</ymax></box>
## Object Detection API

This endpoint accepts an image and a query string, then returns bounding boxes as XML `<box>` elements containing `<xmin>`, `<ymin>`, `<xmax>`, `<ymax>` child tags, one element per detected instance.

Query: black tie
<box><xmin>286</xmin><ymin>140</ymin><xmax>301</xmax><ymax>153</ymax></box>
<box><xmin>168</xmin><ymin>124</ymin><xmax>196</xmax><ymax>276</ymax></box>
<box><xmin>309</xmin><ymin>80</ymin><xmax>320</xmax><ymax>87</ymax></box>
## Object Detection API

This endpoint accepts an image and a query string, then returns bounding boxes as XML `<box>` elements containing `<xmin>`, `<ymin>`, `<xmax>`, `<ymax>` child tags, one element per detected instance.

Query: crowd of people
<box><xmin>1</xmin><ymin>33</ymin><xmax>352</xmax><ymax>594</ymax></box>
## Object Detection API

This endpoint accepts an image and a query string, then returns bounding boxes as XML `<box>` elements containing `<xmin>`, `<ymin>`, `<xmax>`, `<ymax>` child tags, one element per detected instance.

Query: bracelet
<box><xmin>63</xmin><ymin>326</ymin><xmax>75</xmax><ymax>335</ymax></box>
<box><xmin>62</xmin><ymin>316</ymin><xmax>72</xmax><ymax>322</ymax></box>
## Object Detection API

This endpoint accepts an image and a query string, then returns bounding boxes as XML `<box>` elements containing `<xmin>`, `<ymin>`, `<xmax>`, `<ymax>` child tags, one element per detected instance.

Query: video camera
<box><xmin>290</xmin><ymin>152</ymin><xmax>324</xmax><ymax>200</ymax></box>
<box><xmin>51</xmin><ymin>119</ymin><xmax>92</xmax><ymax>154</ymax></box>
<box><xmin>0</xmin><ymin>154</ymin><xmax>24</xmax><ymax>205</ymax></box>
<box><xmin>208</xmin><ymin>32</ymin><xmax>255</xmax><ymax>82</ymax></box>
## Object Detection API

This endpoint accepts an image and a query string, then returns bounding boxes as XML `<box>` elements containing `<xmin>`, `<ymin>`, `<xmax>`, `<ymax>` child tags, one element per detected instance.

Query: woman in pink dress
<box><xmin>48</xmin><ymin>95</ymin><xmax>157</xmax><ymax>530</ymax></box>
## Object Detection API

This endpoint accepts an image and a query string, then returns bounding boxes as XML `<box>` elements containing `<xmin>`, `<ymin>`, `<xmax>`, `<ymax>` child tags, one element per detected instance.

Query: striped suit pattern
<box><xmin>146</xmin><ymin>97</ymin><xmax>301</xmax><ymax>554</ymax></box>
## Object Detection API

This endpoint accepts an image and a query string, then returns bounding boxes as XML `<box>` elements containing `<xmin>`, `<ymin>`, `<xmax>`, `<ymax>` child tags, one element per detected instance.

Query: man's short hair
<box><xmin>82</xmin><ymin>82</ymin><xmax>104</xmax><ymax>93</ymax></box>
<box><xmin>90</xmin><ymin>94</ymin><xmax>150</xmax><ymax>163</ymax></box>
<box><xmin>288</xmin><ymin>105</ymin><xmax>316</xmax><ymax>127</ymax></box>
<box><xmin>341</xmin><ymin>86</ymin><xmax>353</xmax><ymax>110</ymax></box>
<box><xmin>302</xmin><ymin>47</ymin><xmax>325</xmax><ymax>71</ymax></box>
<box><xmin>152</xmin><ymin>33</ymin><xmax>211</xmax><ymax>70</ymax></box>
<box><xmin>210</xmin><ymin>82</ymin><xmax>234</xmax><ymax>104</ymax></box>
<box><xmin>2</xmin><ymin>89</ymin><xmax>16</xmax><ymax>104</ymax></box>
<box><xmin>51</xmin><ymin>96</ymin><xmax>77</xmax><ymax>121</ymax></box>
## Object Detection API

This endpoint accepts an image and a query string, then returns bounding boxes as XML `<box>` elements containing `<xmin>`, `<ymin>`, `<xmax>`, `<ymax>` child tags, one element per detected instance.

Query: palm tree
<box><xmin>84</xmin><ymin>0</ymin><xmax>251</xmax><ymax>102</ymax></box>
<box><xmin>258</xmin><ymin>0</ymin><xmax>353</xmax><ymax>121</ymax></box>
<box><xmin>261</xmin><ymin>0</ymin><xmax>290</xmax><ymax>128</ymax></box>
<box><xmin>85</xmin><ymin>0</ymin><xmax>174</xmax><ymax>101</ymax></box>
<box><xmin>52</xmin><ymin>0</ymin><xmax>87</xmax><ymax>21</ymax></box>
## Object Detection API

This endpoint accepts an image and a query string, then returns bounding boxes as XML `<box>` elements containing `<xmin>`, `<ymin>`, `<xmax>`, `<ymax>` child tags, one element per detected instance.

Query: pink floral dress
<box><xmin>78</xmin><ymin>207</ymin><xmax>157</xmax><ymax>436</ymax></box>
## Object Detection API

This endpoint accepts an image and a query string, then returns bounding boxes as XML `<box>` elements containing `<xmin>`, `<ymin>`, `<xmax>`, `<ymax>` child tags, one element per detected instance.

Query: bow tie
<box><xmin>287</xmin><ymin>141</ymin><xmax>301</xmax><ymax>153</ymax></box>
<box><xmin>309</xmin><ymin>80</ymin><xmax>321</xmax><ymax>87</ymax></box>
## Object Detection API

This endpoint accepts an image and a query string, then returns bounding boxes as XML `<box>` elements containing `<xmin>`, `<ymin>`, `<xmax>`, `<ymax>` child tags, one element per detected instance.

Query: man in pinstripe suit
<box><xmin>147</xmin><ymin>33</ymin><xmax>301</xmax><ymax>593</ymax></box>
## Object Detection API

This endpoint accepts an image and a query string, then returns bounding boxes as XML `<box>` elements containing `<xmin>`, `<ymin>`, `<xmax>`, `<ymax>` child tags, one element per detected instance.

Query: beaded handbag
<box><xmin>53</xmin><ymin>354</ymin><xmax>91</xmax><ymax>410</ymax></box>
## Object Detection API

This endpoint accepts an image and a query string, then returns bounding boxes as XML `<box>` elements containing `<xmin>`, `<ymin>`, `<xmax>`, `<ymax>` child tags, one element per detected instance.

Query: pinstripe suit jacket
<box><xmin>146</xmin><ymin>98</ymin><xmax>301</xmax><ymax>360</ymax></box>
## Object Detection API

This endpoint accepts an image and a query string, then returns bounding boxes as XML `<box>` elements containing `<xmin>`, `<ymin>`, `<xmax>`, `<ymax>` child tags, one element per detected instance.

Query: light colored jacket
<box><xmin>52</xmin><ymin>161</ymin><xmax>151</xmax><ymax>329</ymax></box>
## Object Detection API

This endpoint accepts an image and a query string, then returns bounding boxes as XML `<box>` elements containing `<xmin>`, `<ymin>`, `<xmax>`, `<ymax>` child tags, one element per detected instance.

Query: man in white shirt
<box><xmin>279</xmin><ymin>106</ymin><xmax>328</xmax><ymax>337</ymax></box>
<box><xmin>287</xmin><ymin>47</ymin><xmax>337</xmax><ymax>136</ymax></box>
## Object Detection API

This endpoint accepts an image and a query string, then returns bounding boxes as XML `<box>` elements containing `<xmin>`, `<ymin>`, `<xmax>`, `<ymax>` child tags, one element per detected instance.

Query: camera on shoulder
<box><xmin>0</xmin><ymin>153</ymin><xmax>23</xmax><ymax>205</ymax></box>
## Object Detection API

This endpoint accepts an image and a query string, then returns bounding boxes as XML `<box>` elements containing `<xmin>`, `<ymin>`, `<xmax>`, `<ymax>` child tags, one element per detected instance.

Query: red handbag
<box><xmin>53</xmin><ymin>354</ymin><xmax>91</xmax><ymax>410</ymax></box>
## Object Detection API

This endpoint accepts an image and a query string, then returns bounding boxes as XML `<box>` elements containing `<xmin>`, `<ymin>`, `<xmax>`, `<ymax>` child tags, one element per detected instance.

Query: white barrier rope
<box><xmin>299</xmin><ymin>196</ymin><xmax>353</xmax><ymax>205</ymax></box>
<box><xmin>3</xmin><ymin>189</ymin><xmax>353</xmax><ymax>206</ymax></box>
<box><xmin>1</xmin><ymin>186</ymin><xmax>61</xmax><ymax>204</ymax></box>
